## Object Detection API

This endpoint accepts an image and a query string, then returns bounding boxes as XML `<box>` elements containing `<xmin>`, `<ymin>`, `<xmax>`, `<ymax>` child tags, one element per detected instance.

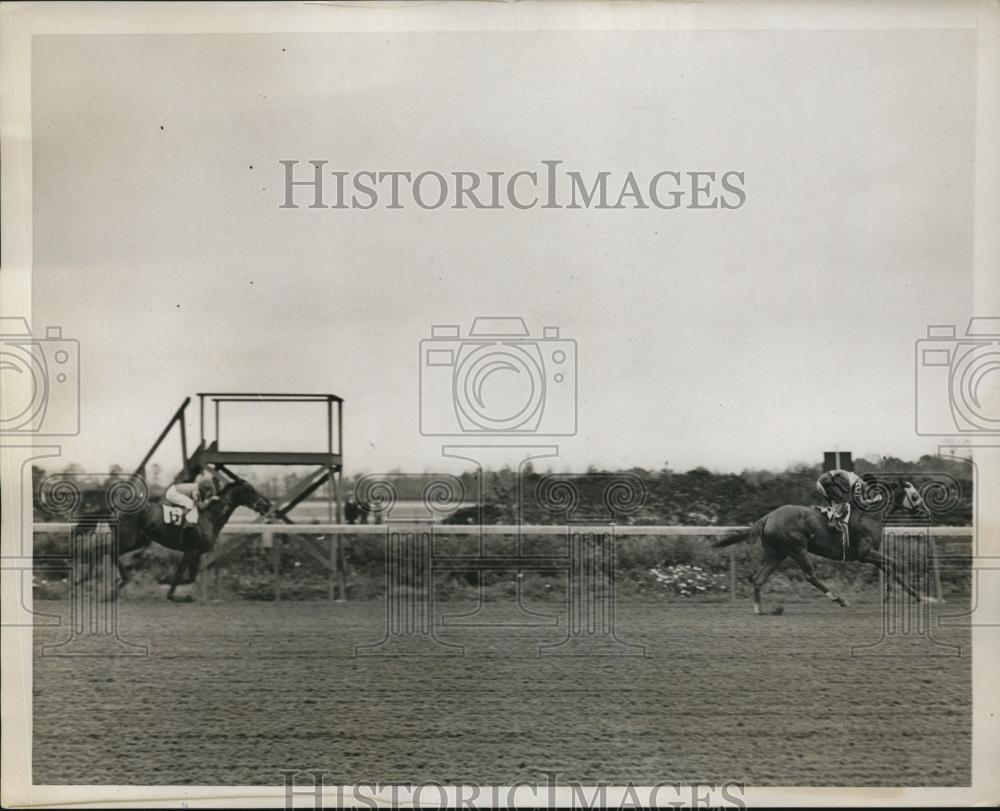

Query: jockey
<box><xmin>815</xmin><ymin>469</ymin><xmax>881</xmax><ymax>555</ymax></box>
<box><xmin>164</xmin><ymin>463</ymin><xmax>221</xmax><ymax>525</ymax></box>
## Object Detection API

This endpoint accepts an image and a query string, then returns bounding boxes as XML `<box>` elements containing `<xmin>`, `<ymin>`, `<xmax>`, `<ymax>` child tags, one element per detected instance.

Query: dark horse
<box><xmin>714</xmin><ymin>478</ymin><xmax>938</xmax><ymax>614</ymax></box>
<box><xmin>75</xmin><ymin>478</ymin><xmax>271</xmax><ymax>601</ymax></box>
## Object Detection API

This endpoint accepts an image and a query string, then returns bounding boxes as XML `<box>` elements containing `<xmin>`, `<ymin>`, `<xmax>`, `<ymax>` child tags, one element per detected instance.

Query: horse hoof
<box><xmin>770</xmin><ymin>606</ymin><xmax>785</xmax><ymax>615</ymax></box>
<box><xmin>838</xmin><ymin>599</ymin><xmax>850</xmax><ymax>608</ymax></box>
<box><xmin>167</xmin><ymin>594</ymin><xmax>195</xmax><ymax>603</ymax></box>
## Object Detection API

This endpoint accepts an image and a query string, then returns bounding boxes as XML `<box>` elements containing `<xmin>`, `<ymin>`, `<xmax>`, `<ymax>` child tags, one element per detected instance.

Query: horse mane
<box><xmin>220</xmin><ymin>477</ymin><xmax>250</xmax><ymax>493</ymax></box>
<box><xmin>856</xmin><ymin>479</ymin><xmax>912</xmax><ymax>521</ymax></box>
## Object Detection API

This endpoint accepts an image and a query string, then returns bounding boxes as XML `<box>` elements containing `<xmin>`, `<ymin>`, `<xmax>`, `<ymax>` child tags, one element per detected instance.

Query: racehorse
<box><xmin>74</xmin><ymin>478</ymin><xmax>272</xmax><ymax>601</ymax></box>
<box><xmin>714</xmin><ymin>478</ymin><xmax>936</xmax><ymax>614</ymax></box>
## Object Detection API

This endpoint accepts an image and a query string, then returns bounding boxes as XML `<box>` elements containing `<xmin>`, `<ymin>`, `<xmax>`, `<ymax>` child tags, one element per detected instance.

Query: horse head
<box><xmin>855</xmin><ymin>476</ymin><xmax>925</xmax><ymax>519</ymax></box>
<box><xmin>221</xmin><ymin>479</ymin><xmax>272</xmax><ymax>516</ymax></box>
<box><xmin>897</xmin><ymin>478</ymin><xmax>926</xmax><ymax>515</ymax></box>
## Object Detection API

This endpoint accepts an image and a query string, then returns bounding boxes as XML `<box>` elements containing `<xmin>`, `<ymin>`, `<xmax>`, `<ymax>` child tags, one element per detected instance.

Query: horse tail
<box><xmin>69</xmin><ymin>515</ymin><xmax>102</xmax><ymax>539</ymax></box>
<box><xmin>66</xmin><ymin>519</ymin><xmax>87</xmax><ymax>542</ymax></box>
<box><xmin>748</xmin><ymin>515</ymin><xmax>767</xmax><ymax>543</ymax></box>
<box><xmin>69</xmin><ymin>513</ymin><xmax>121</xmax><ymax>556</ymax></box>
<box><xmin>713</xmin><ymin>516</ymin><xmax>767</xmax><ymax>548</ymax></box>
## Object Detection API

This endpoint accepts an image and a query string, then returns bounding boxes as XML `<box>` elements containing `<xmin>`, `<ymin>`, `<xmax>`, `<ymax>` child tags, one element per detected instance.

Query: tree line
<box><xmin>32</xmin><ymin>454</ymin><xmax>973</xmax><ymax>526</ymax></box>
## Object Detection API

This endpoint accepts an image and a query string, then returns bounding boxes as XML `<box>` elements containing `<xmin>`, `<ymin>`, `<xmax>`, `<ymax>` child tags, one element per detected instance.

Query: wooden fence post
<box><xmin>334</xmin><ymin>535</ymin><xmax>339</xmax><ymax>603</ymax></box>
<box><xmin>337</xmin><ymin>536</ymin><xmax>347</xmax><ymax>602</ymax></box>
<box><xmin>928</xmin><ymin>535</ymin><xmax>944</xmax><ymax>602</ymax></box>
<box><xmin>729</xmin><ymin>547</ymin><xmax>737</xmax><ymax>602</ymax></box>
<box><xmin>266</xmin><ymin>527</ymin><xmax>279</xmax><ymax>602</ymax></box>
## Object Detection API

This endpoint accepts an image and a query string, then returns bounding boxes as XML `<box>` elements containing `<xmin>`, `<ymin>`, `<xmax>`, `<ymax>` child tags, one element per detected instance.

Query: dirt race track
<box><xmin>33</xmin><ymin>597</ymin><xmax>970</xmax><ymax>787</ymax></box>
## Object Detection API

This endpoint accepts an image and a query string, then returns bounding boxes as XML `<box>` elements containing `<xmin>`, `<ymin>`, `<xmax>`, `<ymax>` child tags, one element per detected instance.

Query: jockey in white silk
<box><xmin>163</xmin><ymin>463</ymin><xmax>221</xmax><ymax>525</ymax></box>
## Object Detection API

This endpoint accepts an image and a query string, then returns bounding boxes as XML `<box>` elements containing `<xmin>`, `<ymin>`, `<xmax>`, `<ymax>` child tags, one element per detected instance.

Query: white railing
<box><xmin>32</xmin><ymin>522</ymin><xmax>975</xmax><ymax>536</ymax></box>
<box><xmin>31</xmin><ymin>522</ymin><xmax>972</xmax><ymax>603</ymax></box>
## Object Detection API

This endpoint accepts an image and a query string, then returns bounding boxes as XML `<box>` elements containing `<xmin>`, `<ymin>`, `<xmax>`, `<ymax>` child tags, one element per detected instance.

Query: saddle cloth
<box><xmin>162</xmin><ymin>503</ymin><xmax>187</xmax><ymax>526</ymax></box>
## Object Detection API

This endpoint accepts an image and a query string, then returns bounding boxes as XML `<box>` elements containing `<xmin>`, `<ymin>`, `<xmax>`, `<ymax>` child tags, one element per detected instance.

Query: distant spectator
<box><xmin>359</xmin><ymin>500</ymin><xmax>373</xmax><ymax>525</ymax></box>
<box><xmin>344</xmin><ymin>495</ymin><xmax>361</xmax><ymax>525</ymax></box>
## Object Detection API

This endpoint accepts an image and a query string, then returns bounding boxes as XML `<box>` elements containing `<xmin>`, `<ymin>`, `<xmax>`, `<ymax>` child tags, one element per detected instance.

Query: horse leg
<box><xmin>788</xmin><ymin>548</ymin><xmax>849</xmax><ymax>607</ymax></box>
<box><xmin>881</xmin><ymin>557</ymin><xmax>897</xmax><ymax>603</ymax></box>
<box><xmin>93</xmin><ymin>549</ymin><xmax>126</xmax><ymax>603</ymax></box>
<box><xmin>72</xmin><ymin>553</ymin><xmax>95</xmax><ymax>587</ymax></box>
<box><xmin>70</xmin><ymin>524</ymin><xmax>99</xmax><ymax>586</ymax></box>
<box><xmin>115</xmin><ymin>556</ymin><xmax>130</xmax><ymax>590</ymax></box>
<box><xmin>751</xmin><ymin>552</ymin><xmax>786</xmax><ymax>615</ymax></box>
<box><xmin>166</xmin><ymin>550</ymin><xmax>195</xmax><ymax>601</ymax></box>
<box><xmin>186</xmin><ymin>551</ymin><xmax>203</xmax><ymax>584</ymax></box>
<box><xmin>862</xmin><ymin>549</ymin><xmax>930</xmax><ymax>602</ymax></box>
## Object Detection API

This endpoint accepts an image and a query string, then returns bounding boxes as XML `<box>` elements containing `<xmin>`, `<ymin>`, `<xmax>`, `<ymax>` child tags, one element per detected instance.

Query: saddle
<box><xmin>814</xmin><ymin>503</ymin><xmax>851</xmax><ymax>560</ymax></box>
<box><xmin>815</xmin><ymin>504</ymin><xmax>838</xmax><ymax>522</ymax></box>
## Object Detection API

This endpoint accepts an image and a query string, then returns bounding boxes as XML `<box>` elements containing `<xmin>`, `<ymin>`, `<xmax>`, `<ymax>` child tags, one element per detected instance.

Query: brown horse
<box><xmin>714</xmin><ymin>479</ymin><xmax>936</xmax><ymax>614</ymax></box>
<box><xmin>74</xmin><ymin>478</ymin><xmax>271</xmax><ymax>601</ymax></box>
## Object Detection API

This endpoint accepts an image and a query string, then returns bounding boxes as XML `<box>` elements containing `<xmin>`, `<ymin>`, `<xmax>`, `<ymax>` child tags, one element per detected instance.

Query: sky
<box><xmin>28</xmin><ymin>29</ymin><xmax>976</xmax><ymax>477</ymax></box>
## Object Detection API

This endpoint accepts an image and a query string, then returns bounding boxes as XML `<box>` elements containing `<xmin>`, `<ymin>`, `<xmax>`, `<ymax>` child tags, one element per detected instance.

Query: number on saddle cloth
<box><xmin>162</xmin><ymin>504</ymin><xmax>186</xmax><ymax>526</ymax></box>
